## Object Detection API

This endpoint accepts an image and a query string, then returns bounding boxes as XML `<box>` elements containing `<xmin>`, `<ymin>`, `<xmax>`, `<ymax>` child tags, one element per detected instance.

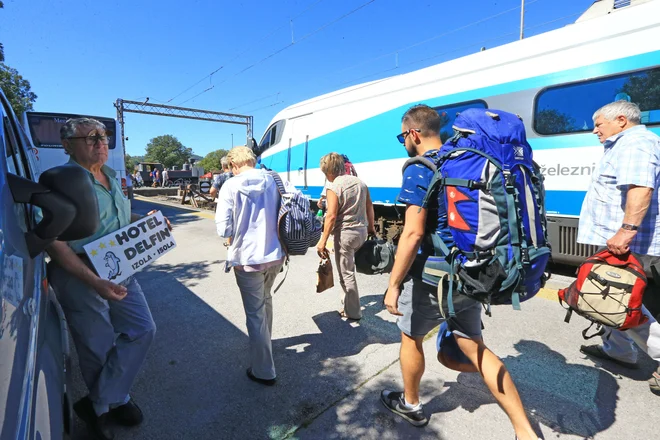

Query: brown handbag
<box><xmin>316</xmin><ymin>258</ymin><xmax>334</xmax><ymax>293</ymax></box>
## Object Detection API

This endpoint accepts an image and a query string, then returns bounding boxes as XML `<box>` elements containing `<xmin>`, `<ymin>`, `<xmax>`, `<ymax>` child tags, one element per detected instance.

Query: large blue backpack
<box><xmin>419</xmin><ymin>108</ymin><xmax>551</xmax><ymax>316</ymax></box>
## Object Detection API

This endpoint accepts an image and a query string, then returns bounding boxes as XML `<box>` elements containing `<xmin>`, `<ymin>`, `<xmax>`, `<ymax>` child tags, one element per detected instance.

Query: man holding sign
<box><xmin>46</xmin><ymin>118</ymin><xmax>170</xmax><ymax>440</ymax></box>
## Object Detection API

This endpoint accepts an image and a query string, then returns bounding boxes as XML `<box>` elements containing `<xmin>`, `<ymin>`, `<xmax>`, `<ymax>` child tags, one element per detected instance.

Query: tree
<box><xmin>125</xmin><ymin>154</ymin><xmax>141</xmax><ymax>173</ymax></box>
<box><xmin>0</xmin><ymin>63</ymin><xmax>37</xmax><ymax>116</ymax></box>
<box><xmin>534</xmin><ymin>109</ymin><xmax>576</xmax><ymax>134</ymax></box>
<box><xmin>144</xmin><ymin>135</ymin><xmax>193</xmax><ymax>169</ymax></box>
<box><xmin>0</xmin><ymin>1</ymin><xmax>5</xmax><ymax>62</ymax></box>
<box><xmin>198</xmin><ymin>149</ymin><xmax>229</xmax><ymax>172</ymax></box>
<box><xmin>620</xmin><ymin>70</ymin><xmax>660</xmax><ymax>112</ymax></box>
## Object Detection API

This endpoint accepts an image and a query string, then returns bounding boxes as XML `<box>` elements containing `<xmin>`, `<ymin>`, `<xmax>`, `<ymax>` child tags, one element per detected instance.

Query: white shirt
<box><xmin>215</xmin><ymin>168</ymin><xmax>290</xmax><ymax>268</ymax></box>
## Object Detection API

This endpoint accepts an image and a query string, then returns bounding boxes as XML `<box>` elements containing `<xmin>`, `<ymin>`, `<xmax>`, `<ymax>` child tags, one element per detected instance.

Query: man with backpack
<box><xmin>576</xmin><ymin>101</ymin><xmax>660</xmax><ymax>395</ymax></box>
<box><xmin>380</xmin><ymin>104</ymin><xmax>541</xmax><ymax>440</ymax></box>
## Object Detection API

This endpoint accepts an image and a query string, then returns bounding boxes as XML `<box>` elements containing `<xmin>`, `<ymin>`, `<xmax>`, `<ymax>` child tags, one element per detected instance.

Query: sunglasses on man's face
<box><xmin>396</xmin><ymin>128</ymin><xmax>421</xmax><ymax>144</ymax></box>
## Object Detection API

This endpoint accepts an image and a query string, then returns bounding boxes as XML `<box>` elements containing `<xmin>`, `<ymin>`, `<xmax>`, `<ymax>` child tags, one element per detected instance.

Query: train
<box><xmin>255</xmin><ymin>0</ymin><xmax>660</xmax><ymax>265</ymax></box>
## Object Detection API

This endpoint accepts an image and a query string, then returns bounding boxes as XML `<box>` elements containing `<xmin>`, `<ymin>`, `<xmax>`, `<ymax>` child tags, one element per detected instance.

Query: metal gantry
<box><xmin>114</xmin><ymin>99</ymin><xmax>254</xmax><ymax>153</ymax></box>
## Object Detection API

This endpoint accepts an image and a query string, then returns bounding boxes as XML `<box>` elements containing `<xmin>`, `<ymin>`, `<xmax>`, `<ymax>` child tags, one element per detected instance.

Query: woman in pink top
<box><xmin>316</xmin><ymin>153</ymin><xmax>375</xmax><ymax>319</ymax></box>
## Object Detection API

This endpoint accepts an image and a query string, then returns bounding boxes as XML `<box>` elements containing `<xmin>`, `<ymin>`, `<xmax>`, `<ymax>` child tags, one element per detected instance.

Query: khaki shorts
<box><xmin>396</xmin><ymin>277</ymin><xmax>483</xmax><ymax>339</ymax></box>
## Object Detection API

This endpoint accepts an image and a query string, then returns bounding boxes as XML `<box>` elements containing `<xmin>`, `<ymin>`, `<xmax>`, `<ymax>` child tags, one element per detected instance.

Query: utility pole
<box><xmin>520</xmin><ymin>0</ymin><xmax>525</xmax><ymax>40</ymax></box>
<box><xmin>231</xmin><ymin>133</ymin><xmax>234</xmax><ymax>147</ymax></box>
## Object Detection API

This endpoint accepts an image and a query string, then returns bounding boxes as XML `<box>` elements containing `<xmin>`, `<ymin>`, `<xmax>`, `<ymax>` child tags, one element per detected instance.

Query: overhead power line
<box><xmin>166</xmin><ymin>0</ymin><xmax>326</xmax><ymax>103</ymax></box>
<box><xmin>173</xmin><ymin>0</ymin><xmax>378</xmax><ymax>106</ymax></box>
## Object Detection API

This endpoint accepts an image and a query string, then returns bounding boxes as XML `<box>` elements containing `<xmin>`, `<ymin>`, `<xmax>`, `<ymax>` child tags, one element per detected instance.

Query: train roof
<box><xmin>266</xmin><ymin>0</ymin><xmax>658</xmax><ymax>125</ymax></box>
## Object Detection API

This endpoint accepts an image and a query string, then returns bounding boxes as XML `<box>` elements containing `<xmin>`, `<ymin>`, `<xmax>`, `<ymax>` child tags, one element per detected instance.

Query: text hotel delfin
<box><xmin>114</xmin><ymin>216</ymin><xmax>174</xmax><ymax>270</ymax></box>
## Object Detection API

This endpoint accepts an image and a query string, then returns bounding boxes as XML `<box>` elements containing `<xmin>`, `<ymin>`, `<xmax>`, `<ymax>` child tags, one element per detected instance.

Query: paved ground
<box><xmin>68</xmin><ymin>197</ymin><xmax>660</xmax><ymax>440</ymax></box>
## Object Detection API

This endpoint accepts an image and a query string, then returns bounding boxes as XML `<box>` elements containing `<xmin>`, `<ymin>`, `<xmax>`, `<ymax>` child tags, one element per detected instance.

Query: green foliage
<box><xmin>535</xmin><ymin>109</ymin><xmax>576</xmax><ymax>135</ymax></box>
<box><xmin>144</xmin><ymin>135</ymin><xmax>193</xmax><ymax>169</ymax></box>
<box><xmin>0</xmin><ymin>63</ymin><xmax>37</xmax><ymax>116</ymax></box>
<box><xmin>0</xmin><ymin>2</ymin><xmax>4</xmax><ymax>63</ymax></box>
<box><xmin>620</xmin><ymin>70</ymin><xmax>660</xmax><ymax>112</ymax></box>
<box><xmin>198</xmin><ymin>149</ymin><xmax>229</xmax><ymax>173</ymax></box>
<box><xmin>125</xmin><ymin>154</ymin><xmax>142</xmax><ymax>173</ymax></box>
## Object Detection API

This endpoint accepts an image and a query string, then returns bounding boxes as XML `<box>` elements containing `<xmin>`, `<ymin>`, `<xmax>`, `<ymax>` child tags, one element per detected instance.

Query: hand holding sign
<box><xmin>93</xmin><ymin>279</ymin><xmax>128</xmax><ymax>301</ymax></box>
<box><xmin>147</xmin><ymin>210</ymin><xmax>172</xmax><ymax>230</ymax></box>
<box><xmin>84</xmin><ymin>211</ymin><xmax>177</xmax><ymax>284</ymax></box>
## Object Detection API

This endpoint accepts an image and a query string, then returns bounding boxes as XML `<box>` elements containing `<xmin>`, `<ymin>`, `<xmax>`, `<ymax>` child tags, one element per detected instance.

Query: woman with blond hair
<box><xmin>216</xmin><ymin>146</ymin><xmax>288</xmax><ymax>386</ymax></box>
<box><xmin>316</xmin><ymin>153</ymin><xmax>375</xmax><ymax>320</ymax></box>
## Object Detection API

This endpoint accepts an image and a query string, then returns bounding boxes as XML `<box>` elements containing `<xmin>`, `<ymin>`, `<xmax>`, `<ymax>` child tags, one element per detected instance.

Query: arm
<box><xmin>366</xmin><ymin>189</ymin><xmax>375</xmax><ymax>235</ymax></box>
<box><xmin>384</xmin><ymin>204</ymin><xmax>427</xmax><ymax>316</ymax></box>
<box><xmin>46</xmin><ymin>241</ymin><xmax>127</xmax><ymax>301</ymax></box>
<box><xmin>607</xmin><ymin>185</ymin><xmax>653</xmax><ymax>255</ymax></box>
<box><xmin>210</xmin><ymin>187</ymin><xmax>218</xmax><ymax>200</ymax></box>
<box><xmin>215</xmin><ymin>184</ymin><xmax>235</xmax><ymax>239</ymax></box>
<box><xmin>316</xmin><ymin>188</ymin><xmax>338</xmax><ymax>257</ymax></box>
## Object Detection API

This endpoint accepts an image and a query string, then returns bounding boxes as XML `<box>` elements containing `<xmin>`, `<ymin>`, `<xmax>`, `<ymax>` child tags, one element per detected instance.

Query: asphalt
<box><xmin>66</xmin><ymin>198</ymin><xmax>660</xmax><ymax>440</ymax></box>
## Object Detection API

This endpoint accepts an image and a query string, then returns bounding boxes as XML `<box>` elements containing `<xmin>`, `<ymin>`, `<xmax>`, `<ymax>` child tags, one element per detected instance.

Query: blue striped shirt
<box><xmin>577</xmin><ymin>125</ymin><xmax>660</xmax><ymax>255</ymax></box>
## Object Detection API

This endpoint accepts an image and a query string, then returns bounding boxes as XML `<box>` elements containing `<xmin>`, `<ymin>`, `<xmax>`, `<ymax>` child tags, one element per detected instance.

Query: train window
<box><xmin>433</xmin><ymin>100</ymin><xmax>487</xmax><ymax>142</ymax></box>
<box><xmin>257</xmin><ymin>120</ymin><xmax>285</xmax><ymax>155</ymax></box>
<box><xmin>534</xmin><ymin>67</ymin><xmax>660</xmax><ymax>135</ymax></box>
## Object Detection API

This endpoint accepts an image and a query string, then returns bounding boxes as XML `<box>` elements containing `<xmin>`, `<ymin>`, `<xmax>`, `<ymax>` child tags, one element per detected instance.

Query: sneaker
<box><xmin>580</xmin><ymin>344</ymin><xmax>638</xmax><ymax>369</ymax></box>
<box><xmin>380</xmin><ymin>390</ymin><xmax>428</xmax><ymax>427</ymax></box>
<box><xmin>110</xmin><ymin>397</ymin><xmax>144</xmax><ymax>426</ymax></box>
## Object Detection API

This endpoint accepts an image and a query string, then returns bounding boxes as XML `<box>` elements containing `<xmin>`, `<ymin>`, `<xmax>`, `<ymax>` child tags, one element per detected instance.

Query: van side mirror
<box><xmin>7</xmin><ymin>164</ymin><xmax>100</xmax><ymax>257</ymax></box>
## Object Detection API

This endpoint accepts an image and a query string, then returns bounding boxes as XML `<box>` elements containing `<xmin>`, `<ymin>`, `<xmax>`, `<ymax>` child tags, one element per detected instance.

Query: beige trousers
<box><xmin>333</xmin><ymin>227</ymin><xmax>368</xmax><ymax>319</ymax></box>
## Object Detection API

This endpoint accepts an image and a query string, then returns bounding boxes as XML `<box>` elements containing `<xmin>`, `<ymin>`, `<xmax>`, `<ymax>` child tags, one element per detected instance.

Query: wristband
<box><xmin>621</xmin><ymin>223</ymin><xmax>638</xmax><ymax>231</ymax></box>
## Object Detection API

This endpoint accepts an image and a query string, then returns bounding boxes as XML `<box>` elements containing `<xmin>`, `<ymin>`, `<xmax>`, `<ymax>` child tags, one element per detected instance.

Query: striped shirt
<box><xmin>577</xmin><ymin>125</ymin><xmax>660</xmax><ymax>255</ymax></box>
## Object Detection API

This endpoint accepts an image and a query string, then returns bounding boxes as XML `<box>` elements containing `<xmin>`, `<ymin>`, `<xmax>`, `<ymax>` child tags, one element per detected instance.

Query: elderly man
<box><xmin>577</xmin><ymin>101</ymin><xmax>660</xmax><ymax>396</ymax></box>
<box><xmin>210</xmin><ymin>156</ymin><xmax>232</xmax><ymax>199</ymax></box>
<box><xmin>47</xmin><ymin>118</ymin><xmax>161</xmax><ymax>439</ymax></box>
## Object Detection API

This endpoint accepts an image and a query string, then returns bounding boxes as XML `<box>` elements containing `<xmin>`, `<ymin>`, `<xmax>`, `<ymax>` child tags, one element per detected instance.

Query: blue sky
<box><xmin>1</xmin><ymin>0</ymin><xmax>594</xmax><ymax>158</ymax></box>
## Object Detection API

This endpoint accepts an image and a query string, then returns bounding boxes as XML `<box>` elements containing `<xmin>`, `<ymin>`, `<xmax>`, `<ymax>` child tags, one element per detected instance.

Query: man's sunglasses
<box><xmin>66</xmin><ymin>134</ymin><xmax>112</xmax><ymax>146</ymax></box>
<box><xmin>396</xmin><ymin>128</ymin><xmax>421</xmax><ymax>144</ymax></box>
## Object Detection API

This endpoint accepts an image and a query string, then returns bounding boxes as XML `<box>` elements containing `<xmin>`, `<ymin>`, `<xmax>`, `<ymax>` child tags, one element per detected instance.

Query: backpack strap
<box><xmin>401</xmin><ymin>156</ymin><xmax>437</xmax><ymax>174</ymax></box>
<box><xmin>267</xmin><ymin>170</ymin><xmax>286</xmax><ymax>196</ymax></box>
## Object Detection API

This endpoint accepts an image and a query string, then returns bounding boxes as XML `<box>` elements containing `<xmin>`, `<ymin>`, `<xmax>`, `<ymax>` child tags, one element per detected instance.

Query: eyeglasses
<box><xmin>396</xmin><ymin>129</ymin><xmax>421</xmax><ymax>144</ymax></box>
<box><xmin>66</xmin><ymin>134</ymin><xmax>111</xmax><ymax>146</ymax></box>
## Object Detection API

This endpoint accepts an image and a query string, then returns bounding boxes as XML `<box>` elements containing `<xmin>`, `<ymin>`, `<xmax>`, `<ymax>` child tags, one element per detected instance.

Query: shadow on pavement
<box><xmin>70</xmin><ymin>275</ymin><xmax>400</xmax><ymax>439</ymax></box>
<box><xmin>424</xmin><ymin>339</ymin><xmax>619</xmax><ymax>439</ymax></box>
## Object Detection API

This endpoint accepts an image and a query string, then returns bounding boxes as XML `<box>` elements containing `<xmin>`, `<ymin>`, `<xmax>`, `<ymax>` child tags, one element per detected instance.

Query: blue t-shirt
<box><xmin>397</xmin><ymin>150</ymin><xmax>453</xmax><ymax>256</ymax></box>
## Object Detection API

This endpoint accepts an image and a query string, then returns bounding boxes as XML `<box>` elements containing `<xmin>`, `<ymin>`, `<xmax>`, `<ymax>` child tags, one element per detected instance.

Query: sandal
<box><xmin>649</xmin><ymin>368</ymin><xmax>660</xmax><ymax>396</ymax></box>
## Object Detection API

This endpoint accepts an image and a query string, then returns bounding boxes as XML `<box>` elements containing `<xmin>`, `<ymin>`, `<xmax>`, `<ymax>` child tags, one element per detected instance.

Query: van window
<box><xmin>26</xmin><ymin>113</ymin><xmax>117</xmax><ymax>149</ymax></box>
<box><xmin>534</xmin><ymin>67</ymin><xmax>660</xmax><ymax>135</ymax></box>
<box><xmin>433</xmin><ymin>100</ymin><xmax>488</xmax><ymax>142</ymax></box>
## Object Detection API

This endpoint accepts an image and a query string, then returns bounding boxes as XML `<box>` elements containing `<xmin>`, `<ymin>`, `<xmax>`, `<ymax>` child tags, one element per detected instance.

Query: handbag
<box><xmin>316</xmin><ymin>258</ymin><xmax>334</xmax><ymax>293</ymax></box>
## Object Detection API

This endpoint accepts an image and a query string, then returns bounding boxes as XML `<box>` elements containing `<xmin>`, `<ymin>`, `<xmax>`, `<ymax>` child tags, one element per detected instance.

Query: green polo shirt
<box><xmin>66</xmin><ymin>158</ymin><xmax>131</xmax><ymax>254</ymax></box>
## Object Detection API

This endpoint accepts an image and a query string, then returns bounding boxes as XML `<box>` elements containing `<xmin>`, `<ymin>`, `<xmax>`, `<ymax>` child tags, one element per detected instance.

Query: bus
<box><xmin>21</xmin><ymin>111</ymin><xmax>128</xmax><ymax>194</ymax></box>
<box><xmin>255</xmin><ymin>0</ymin><xmax>660</xmax><ymax>265</ymax></box>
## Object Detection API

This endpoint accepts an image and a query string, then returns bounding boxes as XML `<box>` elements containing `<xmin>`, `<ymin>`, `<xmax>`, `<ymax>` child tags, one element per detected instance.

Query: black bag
<box><xmin>355</xmin><ymin>236</ymin><xmax>395</xmax><ymax>275</ymax></box>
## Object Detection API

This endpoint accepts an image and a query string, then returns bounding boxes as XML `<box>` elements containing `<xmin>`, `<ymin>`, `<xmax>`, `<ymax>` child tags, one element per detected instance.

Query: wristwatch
<box><xmin>621</xmin><ymin>223</ymin><xmax>639</xmax><ymax>231</ymax></box>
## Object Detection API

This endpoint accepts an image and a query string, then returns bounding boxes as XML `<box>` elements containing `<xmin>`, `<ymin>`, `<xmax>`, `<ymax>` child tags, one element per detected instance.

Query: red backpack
<box><xmin>558</xmin><ymin>250</ymin><xmax>648</xmax><ymax>338</ymax></box>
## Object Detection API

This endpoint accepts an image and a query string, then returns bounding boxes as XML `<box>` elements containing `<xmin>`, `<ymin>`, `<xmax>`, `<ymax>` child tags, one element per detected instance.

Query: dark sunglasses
<box><xmin>396</xmin><ymin>128</ymin><xmax>421</xmax><ymax>144</ymax></box>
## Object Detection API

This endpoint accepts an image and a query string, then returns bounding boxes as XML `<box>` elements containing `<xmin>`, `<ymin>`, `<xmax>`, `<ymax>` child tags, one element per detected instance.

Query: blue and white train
<box><xmin>256</xmin><ymin>0</ymin><xmax>660</xmax><ymax>264</ymax></box>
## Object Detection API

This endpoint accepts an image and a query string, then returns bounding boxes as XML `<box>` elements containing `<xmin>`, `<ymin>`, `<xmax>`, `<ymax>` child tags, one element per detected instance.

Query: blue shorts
<box><xmin>396</xmin><ymin>277</ymin><xmax>482</xmax><ymax>339</ymax></box>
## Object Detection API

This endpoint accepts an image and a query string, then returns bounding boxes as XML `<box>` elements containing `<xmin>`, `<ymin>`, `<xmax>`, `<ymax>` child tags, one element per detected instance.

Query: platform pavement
<box><xmin>65</xmin><ymin>198</ymin><xmax>659</xmax><ymax>440</ymax></box>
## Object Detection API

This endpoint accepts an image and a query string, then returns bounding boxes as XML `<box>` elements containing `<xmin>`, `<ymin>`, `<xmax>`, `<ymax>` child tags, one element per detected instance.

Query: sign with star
<box><xmin>83</xmin><ymin>211</ymin><xmax>176</xmax><ymax>283</ymax></box>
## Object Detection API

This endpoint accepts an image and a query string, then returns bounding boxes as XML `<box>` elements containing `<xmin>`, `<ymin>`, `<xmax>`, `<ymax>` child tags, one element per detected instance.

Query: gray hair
<box><xmin>220</xmin><ymin>156</ymin><xmax>229</xmax><ymax>168</ymax></box>
<box><xmin>60</xmin><ymin>117</ymin><xmax>107</xmax><ymax>140</ymax></box>
<box><xmin>592</xmin><ymin>101</ymin><xmax>641</xmax><ymax>124</ymax></box>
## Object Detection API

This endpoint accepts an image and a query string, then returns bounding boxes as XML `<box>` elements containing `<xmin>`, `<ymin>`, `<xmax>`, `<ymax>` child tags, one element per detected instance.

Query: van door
<box><xmin>0</xmin><ymin>101</ymin><xmax>42</xmax><ymax>439</ymax></box>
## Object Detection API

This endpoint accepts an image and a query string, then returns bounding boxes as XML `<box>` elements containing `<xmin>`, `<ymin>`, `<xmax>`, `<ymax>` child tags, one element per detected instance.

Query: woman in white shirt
<box><xmin>215</xmin><ymin>146</ymin><xmax>285</xmax><ymax>386</ymax></box>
